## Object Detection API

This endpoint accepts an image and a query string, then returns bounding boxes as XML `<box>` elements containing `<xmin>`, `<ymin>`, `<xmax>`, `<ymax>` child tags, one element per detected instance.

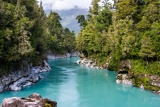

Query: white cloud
<box><xmin>37</xmin><ymin>0</ymin><xmax>92</xmax><ymax>11</ymax></box>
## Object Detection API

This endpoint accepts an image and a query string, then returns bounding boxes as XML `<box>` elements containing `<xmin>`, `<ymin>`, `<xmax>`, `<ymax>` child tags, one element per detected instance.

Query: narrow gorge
<box><xmin>0</xmin><ymin>0</ymin><xmax>160</xmax><ymax>107</ymax></box>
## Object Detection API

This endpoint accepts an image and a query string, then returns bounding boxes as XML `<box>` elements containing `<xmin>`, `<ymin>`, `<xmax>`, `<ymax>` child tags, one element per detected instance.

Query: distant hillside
<box><xmin>45</xmin><ymin>8</ymin><xmax>88</xmax><ymax>34</ymax></box>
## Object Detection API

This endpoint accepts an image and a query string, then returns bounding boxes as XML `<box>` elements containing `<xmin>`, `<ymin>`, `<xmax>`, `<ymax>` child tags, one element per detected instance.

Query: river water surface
<box><xmin>0</xmin><ymin>57</ymin><xmax>160</xmax><ymax>107</ymax></box>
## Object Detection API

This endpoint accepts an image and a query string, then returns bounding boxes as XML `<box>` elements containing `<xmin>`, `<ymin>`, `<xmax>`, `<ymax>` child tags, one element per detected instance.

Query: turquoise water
<box><xmin>0</xmin><ymin>57</ymin><xmax>160</xmax><ymax>107</ymax></box>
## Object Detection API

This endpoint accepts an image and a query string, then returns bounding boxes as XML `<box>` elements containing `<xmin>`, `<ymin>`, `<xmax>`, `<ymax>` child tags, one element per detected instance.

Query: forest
<box><xmin>0</xmin><ymin>0</ymin><xmax>76</xmax><ymax>76</ymax></box>
<box><xmin>76</xmin><ymin>0</ymin><xmax>160</xmax><ymax>75</ymax></box>
<box><xmin>0</xmin><ymin>0</ymin><xmax>160</xmax><ymax>77</ymax></box>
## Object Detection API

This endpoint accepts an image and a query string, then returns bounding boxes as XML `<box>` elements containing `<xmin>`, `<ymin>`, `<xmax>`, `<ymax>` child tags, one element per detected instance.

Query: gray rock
<box><xmin>149</xmin><ymin>75</ymin><xmax>160</xmax><ymax>87</ymax></box>
<box><xmin>39</xmin><ymin>74</ymin><xmax>44</xmax><ymax>79</ymax></box>
<box><xmin>28</xmin><ymin>74</ymin><xmax>39</xmax><ymax>83</ymax></box>
<box><xmin>77</xmin><ymin>60</ymin><xmax>81</xmax><ymax>64</ymax></box>
<box><xmin>9</xmin><ymin>78</ymin><xmax>27</xmax><ymax>91</ymax></box>
<box><xmin>77</xmin><ymin>58</ymin><xmax>100</xmax><ymax>69</ymax></box>
<box><xmin>116</xmin><ymin>74</ymin><xmax>133</xmax><ymax>85</ymax></box>
<box><xmin>1</xmin><ymin>76</ymin><xmax>12</xmax><ymax>85</ymax></box>
<box><xmin>31</xmin><ymin>67</ymin><xmax>41</xmax><ymax>74</ymax></box>
<box><xmin>47</xmin><ymin>51</ymin><xmax>79</xmax><ymax>60</ymax></box>
<box><xmin>43</xmin><ymin>60</ymin><xmax>51</xmax><ymax>70</ymax></box>
<box><xmin>9</xmin><ymin>84</ymin><xmax>21</xmax><ymax>91</ymax></box>
<box><xmin>0</xmin><ymin>84</ymin><xmax>4</xmax><ymax>93</ymax></box>
<box><xmin>0</xmin><ymin>59</ymin><xmax>51</xmax><ymax>93</ymax></box>
<box><xmin>71</xmin><ymin>51</ymin><xmax>79</xmax><ymax>57</ymax></box>
<box><xmin>66</xmin><ymin>53</ymin><xmax>71</xmax><ymax>57</ymax></box>
<box><xmin>140</xmin><ymin>84</ymin><xmax>144</xmax><ymax>89</ymax></box>
<box><xmin>116</xmin><ymin>59</ymin><xmax>133</xmax><ymax>85</ymax></box>
<box><xmin>118</xmin><ymin>59</ymin><xmax>131</xmax><ymax>74</ymax></box>
<box><xmin>22</xmin><ymin>82</ymin><xmax>33</xmax><ymax>87</ymax></box>
<box><xmin>1</xmin><ymin>93</ymin><xmax>57</xmax><ymax>107</ymax></box>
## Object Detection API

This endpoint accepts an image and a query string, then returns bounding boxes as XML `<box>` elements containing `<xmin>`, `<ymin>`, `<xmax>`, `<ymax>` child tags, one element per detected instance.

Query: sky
<box><xmin>37</xmin><ymin>0</ymin><xmax>92</xmax><ymax>11</ymax></box>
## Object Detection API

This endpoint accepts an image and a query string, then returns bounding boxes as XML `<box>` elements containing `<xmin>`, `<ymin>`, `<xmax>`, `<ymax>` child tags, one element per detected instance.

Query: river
<box><xmin>0</xmin><ymin>57</ymin><xmax>160</xmax><ymax>107</ymax></box>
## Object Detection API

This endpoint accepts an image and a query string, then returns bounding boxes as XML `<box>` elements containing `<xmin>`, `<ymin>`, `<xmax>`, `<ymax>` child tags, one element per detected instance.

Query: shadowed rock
<box><xmin>116</xmin><ymin>59</ymin><xmax>133</xmax><ymax>85</ymax></box>
<box><xmin>0</xmin><ymin>60</ymin><xmax>51</xmax><ymax>93</ymax></box>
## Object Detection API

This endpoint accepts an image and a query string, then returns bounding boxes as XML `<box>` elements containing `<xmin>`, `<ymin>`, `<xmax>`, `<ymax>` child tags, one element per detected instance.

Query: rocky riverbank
<box><xmin>0</xmin><ymin>60</ymin><xmax>51</xmax><ymax>93</ymax></box>
<box><xmin>77</xmin><ymin>58</ymin><xmax>102</xmax><ymax>69</ymax></box>
<box><xmin>77</xmin><ymin>58</ymin><xmax>160</xmax><ymax>94</ymax></box>
<box><xmin>1</xmin><ymin>93</ymin><xmax>57</xmax><ymax>107</ymax></box>
<box><xmin>47</xmin><ymin>51</ymin><xmax>79</xmax><ymax>59</ymax></box>
<box><xmin>116</xmin><ymin>59</ymin><xmax>160</xmax><ymax>94</ymax></box>
<box><xmin>0</xmin><ymin>52</ymin><xmax>79</xmax><ymax>93</ymax></box>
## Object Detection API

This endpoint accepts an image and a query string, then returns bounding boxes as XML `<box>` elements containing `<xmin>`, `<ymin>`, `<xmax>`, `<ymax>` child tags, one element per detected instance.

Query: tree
<box><xmin>63</xmin><ymin>28</ymin><xmax>76</xmax><ymax>53</ymax></box>
<box><xmin>142</xmin><ymin>1</ymin><xmax>160</xmax><ymax>23</ymax></box>
<box><xmin>139</xmin><ymin>33</ymin><xmax>156</xmax><ymax>60</ymax></box>
<box><xmin>149</xmin><ymin>22</ymin><xmax>160</xmax><ymax>60</ymax></box>
<box><xmin>91</xmin><ymin>0</ymin><xmax>100</xmax><ymax>15</ymax></box>
<box><xmin>76</xmin><ymin>15</ymin><xmax>87</xmax><ymax>28</ymax></box>
<box><xmin>76</xmin><ymin>0</ymin><xmax>112</xmax><ymax>59</ymax></box>
<box><xmin>136</xmin><ymin>16</ymin><xmax>150</xmax><ymax>31</ymax></box>
<box><xmin>0</xmin><ymin>0</ymin><xmax>76</xmax><ymax>75</ymax></box>
<box><xmin>116</xmin><ymin>0</ymin><xmax>137</xmax><ymax>20</ymax></box>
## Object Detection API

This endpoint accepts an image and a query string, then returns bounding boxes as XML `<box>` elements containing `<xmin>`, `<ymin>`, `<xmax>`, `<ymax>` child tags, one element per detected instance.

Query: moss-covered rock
<box><xmin>116</xmin><ymin>59</ymin><xmax>160</xmax><ymax>94</ymax></box>
<box><xmin>131</xmin><ymin>74</ymin><xmax>160</xmax><ymax>94</ymax></box>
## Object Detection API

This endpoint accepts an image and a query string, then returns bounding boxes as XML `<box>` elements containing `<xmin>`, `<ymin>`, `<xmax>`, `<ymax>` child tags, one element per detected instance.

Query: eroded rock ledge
<box><xmin>0</xmin><ymin>60</ymin><xmax>51</xmax><ymax>93</ymax></box>
<box><xmin>1</xmin><ymin>93</ymin><xmax>57</xmax><ymax>107</ymax></box>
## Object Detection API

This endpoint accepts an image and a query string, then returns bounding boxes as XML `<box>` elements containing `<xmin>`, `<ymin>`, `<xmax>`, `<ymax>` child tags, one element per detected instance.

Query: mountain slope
<box><xmin>45</xmin><ymin>8</ymin><xmax>88</xmax><ymax>34</ymax></box>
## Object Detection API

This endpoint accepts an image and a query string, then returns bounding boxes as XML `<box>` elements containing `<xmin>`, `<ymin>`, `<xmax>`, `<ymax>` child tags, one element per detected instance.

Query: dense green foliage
<box><xmin>0</xmin><ymin>0</ymin><xmax>76</xmax><ymax>75</ymax></box>
<box><xmin>76</xmin><ymin>0</ymin><xmax>160</xmax><ymax>75</ymax></box>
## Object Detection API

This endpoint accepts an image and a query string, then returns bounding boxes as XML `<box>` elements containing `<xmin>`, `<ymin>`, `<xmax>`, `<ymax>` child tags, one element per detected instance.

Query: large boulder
<box><xmin>1</xmin><ymin>93</ymin><xmax>57</xmax><ymax>107</ymax></box>
<box><xmin>116</xmin><ymin>59</ymin><xmax>133</xmax><ymax>85</ymax></box>
<box><xmin>118</xmin><ymin>59</ymin><xmax>132</xmax><ymax>74</ymax></box>
<box><xmin>116</xmin><ymin>74</ymin><xmax>133</xmax><ymax>85</ymax></box>
<box><xmin>149</xmin><ymin>75</ymin><xmax>160</xmax><ymax>87</ymax></box>
<box><xmin>77</xmin><ymin>58</ymin><xmax>99</xmax><ymax>69</ymax></box>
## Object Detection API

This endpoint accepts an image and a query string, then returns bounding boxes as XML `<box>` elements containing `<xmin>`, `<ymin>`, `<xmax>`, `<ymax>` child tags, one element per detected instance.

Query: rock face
<box><xmin>1</xmin><ymin>93</ymin><xmax>57</xmax><ymax>107</ymax></box>
<box><xmin>149</xmin><ymin>75</ymin><xmax>160</xmax><ymax>87</ymax></box>
<box><xmin>0</xmin><ymin>60</ymin><xmax>51</xmax><ymax>93</ymax></box>
<box><xmin>77</xmin><ymin>57</ymin><xmax>113</xmax><ymax>69</ymax></box>
<box><xmin>116</xmin><ymin>60</ymin><xmax>133</xmax><ymax>85</ymax></box>
<box><xmin>132</xmin><ymin>74</ymin><xmax>160</xmax><ymax>94</ymax></box>
<box><xmin>77</xmin><ymin>58</ymin><xmax>100</xmax><ymax>69</ymax></box>
<box><xmin>0</xmin><ymin>51</ymin><xmax>78</xmax><ymax>93</ymax></box>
